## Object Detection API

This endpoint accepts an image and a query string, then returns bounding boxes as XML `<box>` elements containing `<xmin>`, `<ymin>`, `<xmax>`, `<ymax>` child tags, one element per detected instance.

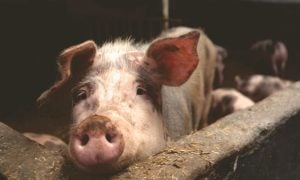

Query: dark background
<box><xmin>0</xmin><ymin>0</ymin><xmax>300</xmax><ymax>119</ymax></box>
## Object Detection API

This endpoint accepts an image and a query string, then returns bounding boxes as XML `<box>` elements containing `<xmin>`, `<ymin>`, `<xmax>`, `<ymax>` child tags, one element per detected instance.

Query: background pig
<box><xmin>247</xmin><ymin>39</ymin><xmax>288</xmax><ymax>77</ymax></box>
<box><xmin>214</xmin><ymin>45</ymin><xmax>228</xmax><ymax>88</ymax></box>
<box><xmin>158</xmin><ymin>26</ymin><xmax>216</xmax><ymax>138</ymax></box>
<box><xmin>36</xmin><ymin>28</ymin><xmax>216</xmax><ymax>173</ymax></box>
<box><xmin>235</xmin><ymin>74</ymin><xmax>292</xmax><ymax>102</ymax></box>
<box><xmin>208</xmin><ymin>88</ymin><xmax>254</xmax><ymax>124</ymax></box>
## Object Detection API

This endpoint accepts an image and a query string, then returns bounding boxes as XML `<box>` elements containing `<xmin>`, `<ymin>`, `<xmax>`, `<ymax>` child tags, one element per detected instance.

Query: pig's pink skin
<box><xmin>69</xmin><ymin>115</ymin><xmax>124</xmax><ymax>172</ymax></box>
<box><xmin>235</xmin><ymin>74</ymin><xmax>292</xmax><ymax>102</ymax></box>
<box><xmin>37</xmin><ymin>27</ymin><xmax>217</xmax><ymax>173</ymax></box>
<box><xmin>208</xmin><ymin>88</ymin><xmax>254</xmax><ymax>124</ymax></box>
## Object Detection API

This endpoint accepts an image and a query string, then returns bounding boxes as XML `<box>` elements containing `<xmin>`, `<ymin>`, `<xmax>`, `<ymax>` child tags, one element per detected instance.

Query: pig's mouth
<box><xmin>69</xmin><ymin>115</ymin><xmax>125</xmax><ymax>173</ymax></box>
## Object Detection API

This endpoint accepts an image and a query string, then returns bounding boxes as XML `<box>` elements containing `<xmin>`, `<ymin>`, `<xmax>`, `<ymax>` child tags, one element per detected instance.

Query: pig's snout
<box><xmin>70</xmin><ymin>115</ymin><xmax>124</xmax><ymax>170</ymax></box>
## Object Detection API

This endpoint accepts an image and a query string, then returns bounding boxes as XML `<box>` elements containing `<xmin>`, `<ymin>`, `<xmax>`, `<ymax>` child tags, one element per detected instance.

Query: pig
<box><xmin>157</xmin><ymin>26</ymin><xmax>216</xmax><ymax>137</ymax></box>
<box><xmin>208</xmin><ymin>88</ymin><xmax>254</xmax><ymax>124</ymax></box>
<box><xmin>247</xmin><ymin>39</ymin><xmax>288</xmax><ymax>77</ymax></box>
<box><xmin>36</xmin><ymin>28</ymin><xmax>216</xmax><ymax>173</ymax></box>
<box><xmin>214</xmin><ymin>45</ymin><xmax>228</xmax><ymax>88</ymax></box>
<box><xmin>23</xmin><ymin>132</ymin><xmax>67</xmax><ymax>152</ymax></box>
<box><xmin>235</xmin><ymin>74</ymin><xmax>292</xmax><ymax>102</ymax></box>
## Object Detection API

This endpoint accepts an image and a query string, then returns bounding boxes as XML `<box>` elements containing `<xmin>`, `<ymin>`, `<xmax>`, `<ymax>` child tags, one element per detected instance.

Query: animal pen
<box><xmin>0</xmin><ymin>0</ymin><xmax>300</xmax><ymax>179</ymax></box>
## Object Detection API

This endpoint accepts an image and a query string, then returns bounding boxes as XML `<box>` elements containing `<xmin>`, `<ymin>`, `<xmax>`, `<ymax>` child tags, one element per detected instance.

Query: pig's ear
<box><xmin>37</xmin><ymin>40</ymin><xmax>97</xmax><ymax>107</ymax></box>
<box><xmin>58</xmin><ymin>40</ymin><xmax>97</xmax><ymax>80</ymax></box>
<box><xmin>146</xmin><ymin>31</ymin><xmax>200</xmax><ymax>86</ymax></box>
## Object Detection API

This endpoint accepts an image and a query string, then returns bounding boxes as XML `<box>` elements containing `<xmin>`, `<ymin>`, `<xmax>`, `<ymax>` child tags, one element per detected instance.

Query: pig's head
<box><xmin>37</xmin><ymin>31</ymin><xmax>200</xmax><ymax>173</ymax></box>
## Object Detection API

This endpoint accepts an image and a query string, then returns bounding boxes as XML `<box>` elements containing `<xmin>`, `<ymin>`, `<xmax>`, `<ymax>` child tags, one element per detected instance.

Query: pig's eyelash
<box><xmin>71</xmin><ymin>91</ymin><xmax>87</xmax><ymax>107</ymax></box>
<box><xmin>71</xmin><ymin>84</ymin><xmax>91</xmax><ymax>105</ymax></box>
<box><xmin>71</xmin><ymin>85</ymin><xmax>83</xmax><ymax>94</ymax></box>
<box><xmin>71</xmin><ymin>81</ymin><xmax>97</xmax><ymax>95</ymax></box>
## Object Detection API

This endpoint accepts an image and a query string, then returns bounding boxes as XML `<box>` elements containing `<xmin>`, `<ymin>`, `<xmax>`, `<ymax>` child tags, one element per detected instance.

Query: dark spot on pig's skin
<box><xmin>84</xmin><ymin>100</ymin><xmax>99</xmax><ymax>113</ymax></box>
<box><xmin>222</xmin><ymin>95</ymin><xmax>236</xmax><ymax>106</ymax></box>
<box><xmin>84</xmin><ymin>120</ymin><xmax>110</xmax><ymax>132</ymax></box>
<box><xmin>136</xmin><ymin>69</ymin><xmax>162</xmax><ymax>113</ymax></box>
<box><xmin>74</xmin><ymin>116</ymin><xmax>116</xmax><ymax>137</ymax></box>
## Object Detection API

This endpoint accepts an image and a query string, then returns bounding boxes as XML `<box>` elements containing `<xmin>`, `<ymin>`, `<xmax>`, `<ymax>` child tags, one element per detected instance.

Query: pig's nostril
<box><xmin>105</xmin><ymin>133</ymin><xmax>115</xmax><ymax>143</ymax></box>
<box><xmin>80</xmin><ymin>134</ymin><xmax>90</xmax><ymax>146</ymax></box>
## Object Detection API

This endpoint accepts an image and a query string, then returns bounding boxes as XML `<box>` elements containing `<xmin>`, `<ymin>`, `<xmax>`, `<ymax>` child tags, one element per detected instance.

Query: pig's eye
<box><xmin>72</xmin><ymin>90</ymin><xmax>88</xmax><ymax>104</ymax></box>
<box><xmin>136</xmin><ymin>87</ymin><xmax>146</xmax><ymax>96</ymax></box>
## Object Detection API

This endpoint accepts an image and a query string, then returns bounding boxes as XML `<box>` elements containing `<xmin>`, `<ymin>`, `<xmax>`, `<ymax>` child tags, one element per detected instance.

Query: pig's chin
<box><xmin>72</xmin><ymin>159</ymin><xmax>124</xmax><ymax>174</ymax></box>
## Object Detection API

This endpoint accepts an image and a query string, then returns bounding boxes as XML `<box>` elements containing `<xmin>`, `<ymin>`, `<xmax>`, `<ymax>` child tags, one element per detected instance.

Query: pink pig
<box><xmin>37</xmin><ymin>28</ymin><xmax>216</xmax><ymax>173</ymax></box>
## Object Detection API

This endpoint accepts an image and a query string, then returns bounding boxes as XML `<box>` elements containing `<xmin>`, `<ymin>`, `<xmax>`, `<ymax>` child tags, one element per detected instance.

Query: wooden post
<box><xmin>162</xmin><ymin>0</ymin><xmax>169</xmax><ymax>30</ymax></box>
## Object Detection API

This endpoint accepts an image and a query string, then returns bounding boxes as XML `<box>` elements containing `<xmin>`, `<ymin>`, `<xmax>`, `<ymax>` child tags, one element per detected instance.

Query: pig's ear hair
<box><xmin>146</xmin><ymin>31</ymin><xmax>200</xmax><ymax>86</ymax></box>
<box><xmin>58</xmin><ymin>40</ymin><xmax>97</xmax><ymax>80</ymax></box>
<box><xmin>37</xmin><ymin>40</ymin><xmax>97</xmax><ymax>107</ymax></box>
